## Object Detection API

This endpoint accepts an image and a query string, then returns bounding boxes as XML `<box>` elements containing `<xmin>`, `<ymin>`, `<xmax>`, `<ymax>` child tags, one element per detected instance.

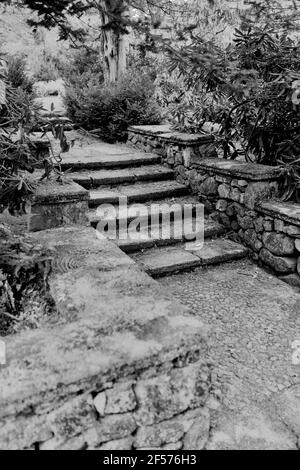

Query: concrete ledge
<box><xmin>0</xmin><ymin>227</ymin><xmax>211</xmax><ymax>450</ymax></box>
<box><xmin>196</xmin><ymin>158</ymin><xmax>281</xmax><ymax>182</ymax></box>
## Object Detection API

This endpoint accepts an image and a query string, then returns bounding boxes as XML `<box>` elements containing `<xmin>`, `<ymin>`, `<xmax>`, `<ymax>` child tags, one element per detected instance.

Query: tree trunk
<box><xmin>100</xmin><ymin>0</ymin><xmax>129</xmax><ymax>83</ymax></box>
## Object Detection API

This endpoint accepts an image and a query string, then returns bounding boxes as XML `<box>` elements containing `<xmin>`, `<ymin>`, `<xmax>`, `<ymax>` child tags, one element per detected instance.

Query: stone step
<box><xmin>132</xmin><ymin>239</ymin><xmax>248</xmax><ymax>277</ymax></box>
<box><xmin>59</xmin><ymin>152</ymin><xmax>161</xmax><ymax>171</ymax></box>
<box><xmin>68</xmin><ymin>165</ymin><xmax>174</xmax><ymax>188</ymax></box>
<box><xmin>88</xmin><ymin>181</ymin><xmax>189</xmax><ymax>207</ymax></box>
<box><xmin>88</xmin><ymin>195</ymin><xmax>200</xmax><ymax>227</ymax></box>
<box><xmin>115</xmin><ymin>217</ymin><xmax>226</xmax><ymax>253</ymax></box>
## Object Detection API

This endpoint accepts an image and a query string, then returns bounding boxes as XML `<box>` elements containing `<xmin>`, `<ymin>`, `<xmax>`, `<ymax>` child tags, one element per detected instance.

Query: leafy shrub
<box><xmin>60</xmin><ymin>47</ymin><xmax>105</xmax><ymax>87</ymax></box>
<box><xmin>33</xmin><ymin>53</ymin><xmax>61</xmax><ymax>82</ymax></box>
<box><xmin>166</xmin><ymin>18</ymin><xmax>300</xmax><ymax>200</ymax></box>
<box><xmin>64</xmin><ymin>67</ymin><xmax>161</xmax><ymax>142</ymax></box>
<box><xmin>6</xmin><ymin>56</ymin><xmax>34</xmax><ymax>94</ymax></box>
<box><xmin>0</xmin><ymin>54</ymin><xmax>71</xmax><ymax>212</ymax></box>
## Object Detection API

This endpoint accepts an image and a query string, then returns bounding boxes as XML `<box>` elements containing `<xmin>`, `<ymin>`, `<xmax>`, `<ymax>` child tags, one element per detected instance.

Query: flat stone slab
<box><xmin>0</xmin><ymin>226</ymin><xmax>208</xmax><ymax>420</ymax></box>
<box><xmin>89</xmin><ymin>181</ymin><xmax>188</xmax><ymax>206</ymax></box>
<box><xmin>118</xmin><ymin>181</ymin><xmax>188</xmax><ymax>202</ymax></box>
<box><xmin>60</xmin><ymin>152</ymin><xmax>160</xmax><ymax>171</ymax></box>
<box><xmin>133</xmin><ymin>245</ymin><xmax>201</xmax><ymax>276</ymax></box>
<box><xmin>87</xmin><ymin>195</ymin><xmax>200</xmax><ymax>226</ymax></box>
<box><xmin>259</xmin><ymin>200</ymin><xmax>300</xmax><ymax>227</ymax></box>
<box><xmin>133</xmin><ymin>238</ymin><xmax>248</xmax><ymax>276</ymax></box>
<box><xmin>117</xmin><ymin>217</ymin><xmax>226</xmax><ymax>253</ymax></box>
<box><xmin>32</xmin><ymin>179</ymin><xmax>89</xmax><ymax>205</ymax></box>
<box><xmin>68</xmin><ymin>165</ymin><xmax>174</xmax><ymax>187</ymax></box>
<box><xmin>190</xmin><ymin>238</ymin><xmax>249</xmax><ymax>265</ymax></box>
<box><xmin>129</xmin><ymin>125</ymin><xmax>214</xmax><ymax>144</ymax></box>
<box><xmin>197</xmin><ymin>158</ymin><xmax>281</xmax><ymax>181</ymax></box>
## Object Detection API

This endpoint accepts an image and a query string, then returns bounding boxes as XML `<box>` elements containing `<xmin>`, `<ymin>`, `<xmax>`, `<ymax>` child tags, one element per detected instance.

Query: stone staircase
<box><xmin>65</xmin><ymin>147</ymin><xmax>248</xmax><ymax>277</ymax></box>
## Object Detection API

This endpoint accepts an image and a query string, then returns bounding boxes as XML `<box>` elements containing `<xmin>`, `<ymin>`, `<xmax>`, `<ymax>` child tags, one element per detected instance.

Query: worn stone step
<box><xmin>132</xmin><ymin>239</ymin><xmax>248</xmax><ymax>277</ymax></box>
<box><xmin>59</xmin><ymin>152</ymin><xmax>161</xmax><ymax>171</ymax></box>
<box><xmin>68</xmin><ymin>165</ymin><xmax>174</xmax><ymax>188</ymax></box>
<box><xmin>88</xmin><ymin>195</ymin><xmax>200</xmax><ymax>227</ymax></box>
<box><xmin>115</xmin><ymin>217</ymin><xmax>226</xmax><ymax>253</ymax></box>
<box><xmin>88</xmin><ymin>181</ymin><xmax>189</xmax><ymax>207</ymax></box>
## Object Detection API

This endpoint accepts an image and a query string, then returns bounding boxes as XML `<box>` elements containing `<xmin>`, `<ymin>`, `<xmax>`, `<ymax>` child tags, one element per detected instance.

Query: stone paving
<box><xmin>160</xmin><ymin>259</ymin><xmax>300</xmax><ymax>449</ymax></box>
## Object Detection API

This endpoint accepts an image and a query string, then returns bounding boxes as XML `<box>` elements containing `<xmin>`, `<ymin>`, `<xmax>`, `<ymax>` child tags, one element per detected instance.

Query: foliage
<box><xmin>165</xmin><ymin>3</ymin><xmax>300</xmax><ymax>201</ymax></box>
<box><xmin>0</xmin><ymin>221</ymin><xmax>54</xmax><ymax>336</ymax></box>
<box><xmin>61</xmin><ymin>46</ymin><xmax>105</xmax><ymax>87</ymax></box>
<box><xmin>0</xmin><ymin>53</ymin><xmax>71</xmax><ymax>212</ymax></box>
<box><xmin>6</xmin><ymin>55</ymin><xmax>34</xmax><ymax>93</ymax></box>
<box><xmin>64</xmin><ymin>65</ymin><xmax>161</xmax><ymax>142</ymax></box>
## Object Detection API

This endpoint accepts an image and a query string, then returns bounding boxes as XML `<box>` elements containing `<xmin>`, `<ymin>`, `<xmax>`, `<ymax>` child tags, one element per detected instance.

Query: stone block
<box><xmin>47</xmin><ymin>395</ymin><xmax>97</xmax><ymax>440</ymax></box>
<box><xmin>278</xmin><ymin>273</ymin><xmax>300</xmax><ymax>289</ymax></box>
<box><xmin>216</xmin><ymin>175</ymin><xmax>231</xmax><ymax>184</ymax></box>
<box><xmin>262</xmin><ymin>232</ymin><xmax>295</xmax><ymax>256</ymax></box>
<box><xmin>175</xmin><ymin>152</ymin><xmax>183</xmax><ymax>166</ymax></box>
<box><xmin>199</xmin><ymin>177</ymin><xmax>218</xmax><ymax>196</ymax></box>
<box><xmin>183</xmin><ymin>408</ymin><xmax>210</xmax><ymax>450</ymax></box>
<box><xmin>230</xmin><ymin>187</ymin><xmax>241</xmax><ymax>202</ymax></box>
<box><xmin>94</xmin><ymin>414</ymin><xmax>137</xmax><ymax>446</ymax></box>
<box><xmin>263</xmin><ymin>218</ymin><xmax>273</xmax><ymax>232</ymax></box>
<box><xmin>216</xmin><ymin>200</ymin><xmax>228</xmax><ymax>212</ymax></box>
<box><xmin>97</xmin><ymin>437</ymin><xmax>133</xmax><ymax>450</ymax></box>
<box><xmin>274</xmin><ymin>219</ymin><xmax>285</xmax><ymax>233</ymax></box>
<box><xmin>244</xmin><ymin>229</ymin><xmax>262</xmax><ymax>252</ymax></box>
<box><xmin>134</xmin><ymin>363</ymin><xmax>209</xmax><ymax>426</ymax></box>
<box><xmin>284</xmin><ymin>225</ymin><xmax>300</xmax><ymax>238</ymax></box>
<box><xmin>93</xmin><ymin>392</ymin><xmax>106</xmax><ymax>416</ymax></box>
<box><xmin>244</xmin><ymin>181</ymin><xmax>278</xmax><ymax>210</ymax></box>
<box><xmin>254</xmin><ymin>216</ymin><xmax>264</xmax><ymax>233</ymax></box>
<box><xmin>218</xmin><ymin>183</ymin><xmax>231</xmax><ymax>199</ymax></box>
<box><xmin>237</xmin><ymin>215</ymin><xmax>254</xmax><ymax>230</ymax></box>
<box><xmin>260</xmin><ymin>248</ymin><xmax>297</xmax><ymax>274</ymax></box>
<box><xmin>105</xmin><ymin>381</ymin><xmax>137</xmax><ymax>415</ymax></box>
<box><xmin>135</xmin><ymin>407</ymin><xmax>209</xmax><ymax>450</ymax></box>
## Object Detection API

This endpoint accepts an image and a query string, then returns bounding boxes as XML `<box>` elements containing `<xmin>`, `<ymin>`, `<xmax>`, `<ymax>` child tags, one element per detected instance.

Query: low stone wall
<box><xmin>127</xmin><ymin>125</ymin><xmax>218</xmax><ymax>184</ymax></box>
<box><xmin>127</xmin><ymin>124</ymin><xmax>300</xmax><ymax>286</ymax></box>
<box><xmin>191</xmin><ymin>159</ymin><xmax>300</xmax><ymax>288</ymax></box>
<box><xmin>28</xmin><ymin>179</ymin><xmax>89</xmax><ymax>232</ymax></box>
<box><xmin>0</xmin><ymin>227</ymin><xmax>214</xmax><ymax>450</ymax></box>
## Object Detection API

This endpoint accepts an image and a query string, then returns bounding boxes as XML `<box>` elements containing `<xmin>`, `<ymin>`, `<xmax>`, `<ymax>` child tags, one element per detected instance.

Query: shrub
<box><xmin>64</xmin><ymin>67</ymin><xmax>161</xmax><ymax>142</ymax></box>
<box><xmin>60</xmin><ymin>47</ymin><xmax>105</xmax><ymax>87</ymax></box>
<box><xmin>166</xmin><ymin>17</ymin><xmax>300</xmax><ymax>200</ymax></box>
<box><xmin>6</xmin><ymin>56</ymin><xmax>34</xmax><ymax>94</ymax></box>
<box><xmin>0</xmin><ymin>54</ymin><xmax>71</xmax><ymax>212</ymax></box>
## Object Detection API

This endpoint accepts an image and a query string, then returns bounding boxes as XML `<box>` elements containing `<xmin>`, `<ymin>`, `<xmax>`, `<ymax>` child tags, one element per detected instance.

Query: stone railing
<box><xmin>0</xmin><ymin>227</ymin><xmax>214</xmax><ymax>450</ymax></box>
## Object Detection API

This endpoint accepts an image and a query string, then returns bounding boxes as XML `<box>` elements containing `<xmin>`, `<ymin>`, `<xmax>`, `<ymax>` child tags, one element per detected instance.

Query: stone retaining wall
<box><xmin>0</xmin><ymin>227</ymin><xmax>214</xmax><ymax>450</ymax></box>
<box><xmin>129</xmin><ymin>125</ymin><xmax>300</xmax><ymax>287</ymax></box>
<box><xmin>127</xmin><ymin>125</ymin><xmax>218</xmax><ymax>184</ymax></box>
<box><xmin>191</xmin><ymin>160</ymin><xmax>300</xmax><ymax>288</ymax></box>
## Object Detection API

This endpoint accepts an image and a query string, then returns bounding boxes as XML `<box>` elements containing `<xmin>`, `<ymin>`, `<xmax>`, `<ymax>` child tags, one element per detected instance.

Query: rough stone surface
<box><xmin>0</xmin><ymin>226</ymin><xmax>210</xmax><ymax>451</ymax></box>
<box><xmin>105</xmin><ymin>381</ymin><xmax>137</xmax><ymax>415</ymax></box>
<box><xmin>260</xmin><ymin>248</ymin><xmax>297</xmax><ymax>274</ymax></box>
<box><xmin>262</xmin><ymin>232</ymin><xmax>295</xmax><ymax>256</ymax></box>
<box><xmin>160</xmin><ymin>260</ymin><xmax>300</xmax><ymax>450</ymax></box>
<box><xmin>134</xmin><ymin>363</ymin><xmax>210</xmax><ymax>426</ymax></box>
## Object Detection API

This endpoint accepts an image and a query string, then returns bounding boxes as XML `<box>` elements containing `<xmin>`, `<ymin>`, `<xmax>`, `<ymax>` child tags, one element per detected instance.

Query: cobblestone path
<box><xmin>160</xmin><ymin>259</ymin><xmax>300</xmax><ymax>449</ymax></box>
